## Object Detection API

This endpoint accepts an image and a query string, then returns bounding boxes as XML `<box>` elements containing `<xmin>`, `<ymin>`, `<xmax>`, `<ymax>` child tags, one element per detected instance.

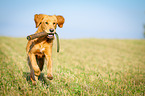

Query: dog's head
<box><xmin>34</xmin><ymin>14</ymin><xmax>65</xmax><ymax>38</ymax></box>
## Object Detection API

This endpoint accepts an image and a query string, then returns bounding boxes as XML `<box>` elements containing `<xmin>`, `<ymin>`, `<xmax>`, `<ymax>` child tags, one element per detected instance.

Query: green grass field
<box><xmin>0</xmin><ymin>37</ymin><xmax>145</xmax><ymax>95</ymax></box>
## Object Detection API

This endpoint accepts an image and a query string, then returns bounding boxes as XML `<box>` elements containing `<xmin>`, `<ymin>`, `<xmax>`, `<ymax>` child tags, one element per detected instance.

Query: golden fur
<box><xmin>26</xmin><ymin>14</ymin><xmax>65</xmax><ymax>85</ymax></box>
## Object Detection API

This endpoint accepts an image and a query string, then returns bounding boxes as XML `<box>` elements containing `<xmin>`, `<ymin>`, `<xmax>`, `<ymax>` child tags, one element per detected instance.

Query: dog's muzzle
<box><xmin>47</xmin><ymin>33</ymin><xmax>54</xmax><ymax>39</ymax></box>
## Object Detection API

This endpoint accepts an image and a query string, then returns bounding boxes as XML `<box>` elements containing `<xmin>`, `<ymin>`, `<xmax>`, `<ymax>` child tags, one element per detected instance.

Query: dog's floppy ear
<box><xmin>34</xmin><ymin>14</ymin><xmax>45</xmax><ymax>28</ymax></box>
<box><xmin>56</xmin><ymin>15</ymin><xmax>65</xmax><ymax>28</ymax></box>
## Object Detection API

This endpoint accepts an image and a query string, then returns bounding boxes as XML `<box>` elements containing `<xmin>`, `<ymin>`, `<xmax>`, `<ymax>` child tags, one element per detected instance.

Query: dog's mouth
<box><xmin>47</xmin><ymin>33</ymin><xmax>54</xmax><ymax>39</ymax></box>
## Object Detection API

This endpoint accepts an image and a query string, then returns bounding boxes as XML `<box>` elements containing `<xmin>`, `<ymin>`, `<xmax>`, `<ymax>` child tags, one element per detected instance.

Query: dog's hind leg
<box><xmin>36</xmin><ymin>55</ymin><xmax>45</xmax><ymax>71</ymax></box>
<box><xmin>36</xmin><ymin>55</ymin><xmax>45</xmax><ymax>81</ymax></box>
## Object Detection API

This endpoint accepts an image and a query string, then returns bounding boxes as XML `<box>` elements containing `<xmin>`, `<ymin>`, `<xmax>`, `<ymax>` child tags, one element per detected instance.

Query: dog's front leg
<box><xmin>28</xmin><ymin>53</ymin><xmax>41</xmax><ymax>81</ymax></box>
<box><xmin>45</xmin><ymin>49</ymin><xmax>53</xmax><ymax>80</ymax></box>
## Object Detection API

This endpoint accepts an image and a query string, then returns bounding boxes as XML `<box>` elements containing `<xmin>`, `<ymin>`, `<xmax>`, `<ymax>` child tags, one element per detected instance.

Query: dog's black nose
<box><xmin>49</xmin><ymin>29</ymin><xmax>54</xmax><ymax>32</ymax></box>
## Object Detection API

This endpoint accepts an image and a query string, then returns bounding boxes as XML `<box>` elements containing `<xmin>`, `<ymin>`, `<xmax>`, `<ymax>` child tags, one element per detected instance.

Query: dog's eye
<box><xmin>45</xmin><ymin>22</ymin><xmax>48</xmax><ymax>24</ymax></box>
<box><xmin>53</xmin><ymin>22</ymin><xmax>56</xmax><ymax>25</ymax></box>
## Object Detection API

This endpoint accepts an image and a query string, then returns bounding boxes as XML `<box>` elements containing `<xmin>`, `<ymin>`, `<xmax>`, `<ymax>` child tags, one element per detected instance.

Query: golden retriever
<box><xmin>26</xmin><ymin>14</ymin><xmax>65</xmax><ymax>85</ymax></box>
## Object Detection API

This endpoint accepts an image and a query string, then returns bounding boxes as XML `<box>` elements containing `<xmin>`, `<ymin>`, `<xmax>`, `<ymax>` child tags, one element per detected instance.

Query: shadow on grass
<box><xmin>23</xmin><ymin>72</ymin><xmax>51</xmax><ymax>86</ymax></box>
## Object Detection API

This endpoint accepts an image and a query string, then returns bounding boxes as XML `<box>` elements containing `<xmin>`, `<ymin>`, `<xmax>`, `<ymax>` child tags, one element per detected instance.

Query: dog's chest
<box><xmin>34</xmin><ymin>45</ymin><xmax>45</xmax><ymax>58</ymax></box>
<box><xmin>39</xmin><ymin>45</ymin><xmax>45</xmax><ymax>53</ymax></box>
<box><xmin>33</xmin><ymin>40</ymin><xmax>52</xmax><ymax>55</ymax></box>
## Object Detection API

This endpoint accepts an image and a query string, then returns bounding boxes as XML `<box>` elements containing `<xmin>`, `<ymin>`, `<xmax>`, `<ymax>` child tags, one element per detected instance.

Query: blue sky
<box><xmin>0</xmin><ymin>0</ymin><xmax>145</xmax><ymax>39</ymax></box>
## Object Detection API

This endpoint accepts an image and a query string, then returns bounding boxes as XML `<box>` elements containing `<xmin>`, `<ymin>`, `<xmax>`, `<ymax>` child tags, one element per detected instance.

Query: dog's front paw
<box><xmin>32</xmin><ymin>81</ymin><xmax>37</xmax><ymax>85</ymax></box>
<box><xmin>30</xmin><ymin>77</ymin><xmax>37</xmax><ymax>85</ymax></box>
<box><xmin>47</xmin><ymin>74</ymin><xmax>53</xmax><ymax>80</ymax></box>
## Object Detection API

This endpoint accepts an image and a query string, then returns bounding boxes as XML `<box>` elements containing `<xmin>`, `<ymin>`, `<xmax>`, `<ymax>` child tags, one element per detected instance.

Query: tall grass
<box><xmin>0</xmin><ymin>37</ymin><xmax>145</xmax><ymax>95</ymax></box>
